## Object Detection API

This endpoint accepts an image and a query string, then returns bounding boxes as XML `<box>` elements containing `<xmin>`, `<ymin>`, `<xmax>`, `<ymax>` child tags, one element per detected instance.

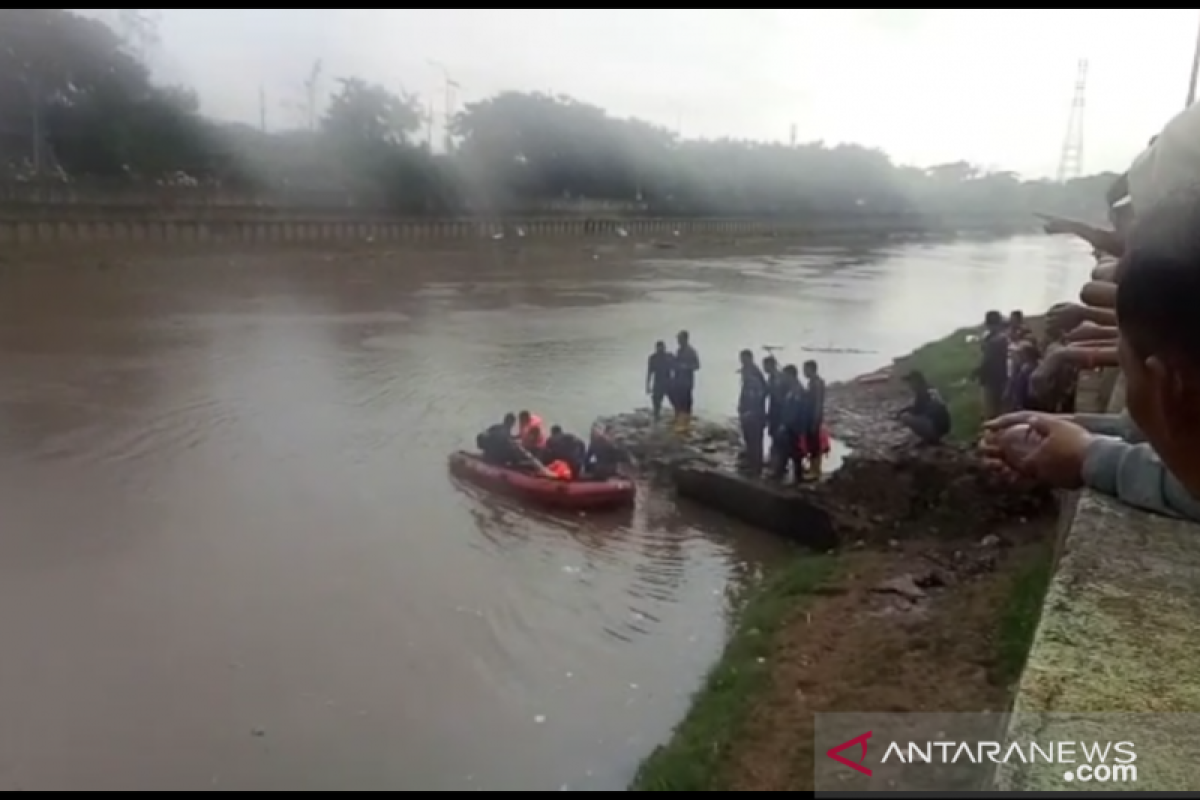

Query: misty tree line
<box><xmin>1</xmin><ymin>9</ymin><xmax>1119</xmax><ymax>220</ymax></box>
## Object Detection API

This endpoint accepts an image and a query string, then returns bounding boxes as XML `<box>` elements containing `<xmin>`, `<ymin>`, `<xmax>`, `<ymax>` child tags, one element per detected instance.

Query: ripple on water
<box><xmin>453</xmin><ymin>478</ymin><xmax>713</xmax><ymax>652</ymax></box>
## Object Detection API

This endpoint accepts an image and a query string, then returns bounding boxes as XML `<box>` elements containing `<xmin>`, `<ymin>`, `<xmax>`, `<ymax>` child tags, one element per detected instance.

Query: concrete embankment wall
<box><xmin>996</xmin><ymin>371</ymin><xmax>1200</xmax><ymax>791</ymax></box>
<box><xmin>0</xmin><ymin>205</ymin><xmax>1031</xmax><ymax>248</ymax></box>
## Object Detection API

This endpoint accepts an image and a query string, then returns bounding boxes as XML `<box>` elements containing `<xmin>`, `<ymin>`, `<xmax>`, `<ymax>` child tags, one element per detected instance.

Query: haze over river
<box><xmin>0</xmin><ymin>236</ymin><xmax>1090</xmax><ymax>791</ymax></box>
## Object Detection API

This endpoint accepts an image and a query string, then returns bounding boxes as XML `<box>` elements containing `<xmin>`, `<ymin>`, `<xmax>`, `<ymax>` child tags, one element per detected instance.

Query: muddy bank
<box><xmin>622</xmin><ymin>354</ymin><xmax>1059</xmax><ymax>791</ymax></box>
<box><xmin>597</xmin><ymin>371</ymin><xmax>1052</xmax><ymax>550</ymax></box>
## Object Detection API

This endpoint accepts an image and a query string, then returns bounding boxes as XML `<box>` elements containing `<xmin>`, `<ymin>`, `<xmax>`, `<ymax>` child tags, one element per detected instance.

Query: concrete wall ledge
<box><xmin>995</xmin><ymin>379</ymin><xmax>1200</xmax><ymax>791</ymax></box>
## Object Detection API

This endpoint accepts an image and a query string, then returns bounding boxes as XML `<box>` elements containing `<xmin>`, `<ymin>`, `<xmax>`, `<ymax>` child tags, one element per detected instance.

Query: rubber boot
<box><xmin>677</xmin><ymin>412</ymin><xmax>692</xmax><ymax>434</ymax></box>
<box><xmin>806</xmin><ymin>455</ymin><xmax>823</xmax><ymax>481</ymax></box>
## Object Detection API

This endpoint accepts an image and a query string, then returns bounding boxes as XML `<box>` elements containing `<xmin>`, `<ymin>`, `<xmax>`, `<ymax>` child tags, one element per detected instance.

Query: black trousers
<box><xmin>771</xmin><ymin>428</ymin><xmax>803</xmax><ymax>478</ymax></box>
<box><xmin>673</xmin><ymin>385</ymin><xmax>694</xmax><ymax>414</ymax></box>
<box><xmin>651</xmin><ymin>386</ymin><xmax>669</xmax><ymax>418</ymax></box>
<box><xmin>740</xmin><ymin>414</ymin><xmax>766</xmax><ymax>470</ymax></box>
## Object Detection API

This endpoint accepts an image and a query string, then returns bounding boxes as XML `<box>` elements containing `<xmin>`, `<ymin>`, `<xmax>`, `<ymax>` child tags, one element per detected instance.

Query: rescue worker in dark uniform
<box><xmin>763</xmin><ymin>355</ymin><xmax>785</xmax><ymax>462</ymax></box>
<box><xmin>646</xmin><ymin>340</ymin><xmax>676</xmax><ymax>421</ymax></box>
<box><xmin>672</xmin><ymin>330</ymin><xmax>701</xmax><ymax>432</ymax></box>
<box><xmin>544</xmin><ymin>425</ymin><xmax>587</xmax><ymax>478</ymax></box>
<box><xmin>583</xmin><ymin>427</ymin><xmax>624</xmax><ymax>480</ymax></box>
<box><xmin>802</xmin><ymin>359</ymin><xmax>827</xmax><ymax>480</ymax></box>
<box><xmin>773</xmin><ymin>365</ymin><xmax>808</xmax><ymax>483</ymax></box>
<box><xmin>478</xmin><ymin>412</ymin><xmax>520</xmax><ymax>465</ymax></box>
<box><xmin>737</xmin><ymin>348</ymin><xmax>768</xmax><ymax>473</ymax></box>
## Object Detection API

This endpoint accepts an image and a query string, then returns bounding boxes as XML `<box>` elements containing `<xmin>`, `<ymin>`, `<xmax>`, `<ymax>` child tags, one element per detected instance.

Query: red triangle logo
<box><xmin>826</xmin><ymin>731</ymin><xmax>873</xmax><ymax>776</ymax></box>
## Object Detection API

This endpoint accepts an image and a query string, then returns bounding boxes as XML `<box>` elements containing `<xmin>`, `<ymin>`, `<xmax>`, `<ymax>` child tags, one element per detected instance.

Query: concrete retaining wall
<box><xmin>0</xmin><ymin>207</ymin><xmax>1033</xmax><ymax>248</ymax></box>
<box><xmin>995</xmin><ymin>374</ymin><xmax>1200</xmax><ymax>791</ymax></box>
<box><xmin>0</xmin><ymin>214</ymin><xmax>790</xmax><ymax>247</ymax></box>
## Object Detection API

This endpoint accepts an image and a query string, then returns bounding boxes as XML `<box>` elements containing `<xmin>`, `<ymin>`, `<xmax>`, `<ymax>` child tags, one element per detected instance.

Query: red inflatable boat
<box><xmin>447</xmin><ymin>451</ymin><xmax>636</xmax><ymax>510</ymax></box>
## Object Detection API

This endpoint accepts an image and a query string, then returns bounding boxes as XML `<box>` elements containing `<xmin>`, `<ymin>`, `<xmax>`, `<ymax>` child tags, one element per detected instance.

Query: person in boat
<box><xmin>520</xmin><ymin>425</ymin><xmax>547</xmax><ymax>459</ymax></box>
<box><xmin>802</xmin><ymin>359</ymin><xmax>827</xmax><ymax>480</ymax></box>
<box><xmin>737</xmin><ymin>348</ymin><xmax>768</xmax><ymax>473</ymax></box>
<box><xmin>897</xmin><ymin>371</ymin><xmax>951</xmax><ymax>446</ymax></box>
<box><xmin>544</xmin><ymin>425</ymin><xmax>586</xmax><ymax>478</ymax></box>
<box><xmin>672</xmin><ymin>330</ymin><xmax>701</xmax><ymax>432</ymax></box>
<box><xmin>583</xmin><ymin>426</ymin><xmax>624</xmax><ymax>480</ymax></box>
<box><xmin>478</xmin><ymin>412</ymin><xmax>521</xmax><ymax>465</ymax></box>
<box><xmin>646</xmin><ymin>340</ymin><xmax>675</xmax><ymax>422</ymax></box>
<box><xmin>517</xmin><ymin>410</ymin><xmax>548</xmax><ymax>450</ymax></box>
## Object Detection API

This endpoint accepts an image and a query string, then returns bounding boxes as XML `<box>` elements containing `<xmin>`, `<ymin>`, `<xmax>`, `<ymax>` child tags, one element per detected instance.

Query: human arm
<box><xmin>645</xmin><ymin>356</ymin><xmax>654</xmax><ymax>393</ymax></box>
<box><xmin>1037</xmin><ymin>214</ymin><xmax>1125</xmax><ymax>257</ymax></box>
<box><xmin>1067</xmin><ymin>412</ymin><xmax>1145</xmax><ymax>443</ymax></box>
<box><xmin>1083</xmin><ymin>439</ymin><xmax>1200</xmax><ymax>522</ymax></box>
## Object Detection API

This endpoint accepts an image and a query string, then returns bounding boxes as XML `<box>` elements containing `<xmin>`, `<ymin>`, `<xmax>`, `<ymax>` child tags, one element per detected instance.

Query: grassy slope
<box><xmin>630</xmin><ymin>554</ymin><xmax>837</xmax><ymax>791</ymax></box>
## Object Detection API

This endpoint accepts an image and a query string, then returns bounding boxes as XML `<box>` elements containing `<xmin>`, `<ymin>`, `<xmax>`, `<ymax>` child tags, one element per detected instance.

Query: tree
<box><xmin>0</xmin><ymin>9</ymin><xmax>208</xmax><ymax>179</ymax></box>
<box><xmin>0</xmin><ymin>10</ymin><xmax>1125</xmax><ymax>222</ymax></box>
<box><xmin>322</xmin><ymin>78</ymin><xmax>421</xmax><ymax>147</ymax></box>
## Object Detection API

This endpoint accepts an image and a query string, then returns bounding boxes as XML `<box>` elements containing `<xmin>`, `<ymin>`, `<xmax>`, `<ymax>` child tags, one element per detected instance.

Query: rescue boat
<box><xmin>447</xmin><ymin>451</ymin><xmax>636</xmax><ymax>510</ymax></box>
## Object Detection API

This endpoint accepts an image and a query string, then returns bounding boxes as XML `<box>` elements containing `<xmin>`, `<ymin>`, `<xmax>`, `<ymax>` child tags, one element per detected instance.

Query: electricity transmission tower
<box><xmin>1056</xmin><ymin>58</ymin><xmax>1088</xmax><ymax>183</ymax></box>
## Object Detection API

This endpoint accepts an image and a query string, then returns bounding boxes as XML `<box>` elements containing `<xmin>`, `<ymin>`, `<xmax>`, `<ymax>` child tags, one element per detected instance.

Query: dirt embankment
<box><xmin>626</xmin><ymin>370</ymin><xmax>1059</xmax><ymax>792</ymax></box>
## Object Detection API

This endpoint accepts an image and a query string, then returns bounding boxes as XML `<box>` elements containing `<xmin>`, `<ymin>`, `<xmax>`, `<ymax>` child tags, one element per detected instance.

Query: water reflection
<box><xmin>0</xmin><ymin>235</ymin><xmax>1092</xmax><ymax>790</ymax></box>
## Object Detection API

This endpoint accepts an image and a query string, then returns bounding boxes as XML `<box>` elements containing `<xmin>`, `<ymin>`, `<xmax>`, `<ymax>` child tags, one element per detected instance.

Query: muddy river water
<box><xmin>0</xmin><ymin>236</ymin><xmax>1090</xmax><ymax>790</ymax></box>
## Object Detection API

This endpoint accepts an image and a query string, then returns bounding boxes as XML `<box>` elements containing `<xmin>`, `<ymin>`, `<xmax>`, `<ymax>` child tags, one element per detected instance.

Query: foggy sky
<box><xmin>126</xmin><ymin>9</ymin><xmax>1198</xmax><ymax>178</ymax></box>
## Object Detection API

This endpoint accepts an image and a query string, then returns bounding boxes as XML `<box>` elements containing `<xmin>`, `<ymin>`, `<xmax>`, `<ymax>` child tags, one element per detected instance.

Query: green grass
<box><xmin>994</xmin><ymin>543</ymin><xmax>1056</xmax><ymax>685</ymax></box>
<box><xmin>630</xmin><ymin>554</ymin><xmax>838</xmax><ymax>791</ymax></box>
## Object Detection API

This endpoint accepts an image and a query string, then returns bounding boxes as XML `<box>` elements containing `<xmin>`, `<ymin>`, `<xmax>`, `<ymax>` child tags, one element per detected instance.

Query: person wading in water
<box><xmin>672</xmin><ymin>330</ymin><xmax>701</xmax><ymax>433</ymax></box>
<box><xmin>645</xmin><ymin>340</ymin><xmax>675</xmax><ymax>422</ymax></box>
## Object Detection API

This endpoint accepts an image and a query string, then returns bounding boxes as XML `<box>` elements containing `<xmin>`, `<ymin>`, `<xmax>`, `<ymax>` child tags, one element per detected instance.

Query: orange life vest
<box><xmin>520</xmin><ymin>414</ymin><xmax>546</xmax><ymax>447</ymax></box>
<box><xmin>546</xmin><ymin>459</ymin><xmax>573</xmax><ymax>480</ymax></box>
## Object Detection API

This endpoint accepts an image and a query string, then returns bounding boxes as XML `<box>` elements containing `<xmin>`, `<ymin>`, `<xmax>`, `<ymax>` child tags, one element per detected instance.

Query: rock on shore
<box><xmin>595</xmin><ymin>408</ymin><xmax>743</xmax><ymax>474</ymax></box>
<box><xmin>595</xmin><ymin>373</ymin><xmax>1053</xmax><ymax>548</ymax></box>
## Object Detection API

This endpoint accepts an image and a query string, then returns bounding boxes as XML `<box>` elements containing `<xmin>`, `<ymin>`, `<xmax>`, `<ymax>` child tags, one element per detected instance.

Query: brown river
<box><xmin>0</xmin><ymin>236</ymin><xmax>1090</xmax><ymax>790</ymax></box>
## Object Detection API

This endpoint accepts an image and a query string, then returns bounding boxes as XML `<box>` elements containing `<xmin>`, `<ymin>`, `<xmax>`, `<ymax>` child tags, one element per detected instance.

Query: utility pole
<box><xmin>789</xmin><ymin>123</ymin><xmax>797</xmax><ymax>147</ymax></box>
<box><xmin>259</xmin><ymin>86</ymin><xmax>267</xmax><ymax>133</ymax></box>
<box><xmin>1187</xmin><ymin>12</ymin><xmax>1200</xmax><ymax>108</ymax></box>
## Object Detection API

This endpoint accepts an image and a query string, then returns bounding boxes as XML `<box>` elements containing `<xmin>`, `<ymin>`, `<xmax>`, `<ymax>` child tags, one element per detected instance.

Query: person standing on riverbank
<box><xmin>772</xmin><ymin>364</ymin><xmax>808</xmax><ymax>482</ymax></box>
<box><xmin>672</xmin><ymin>330</ymin><xmax>700</xmax><ymax>433</ymax></box>
<box><xmin>737</xmin><ymin>349</ymin><xmax>768</xmax><ymax>473</ymax></box>
<box><xmin>976</xmin><ymin>310</ymin><xmax>1010</xmax><ymax>421</ymax></box>
<box><xmin>763</xmin><ymin>356</ymin><xmax>785</xmax><ymax>458</ymax></box>
<box><xmin>802</xmin><ymin>360</ymin><xmax>827</xmax><ymax>479</ymax></box>
<box><xmin>646</xmin><ymin>340</ymin><xmax>675</xmax><ymax>422</ymax></box>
